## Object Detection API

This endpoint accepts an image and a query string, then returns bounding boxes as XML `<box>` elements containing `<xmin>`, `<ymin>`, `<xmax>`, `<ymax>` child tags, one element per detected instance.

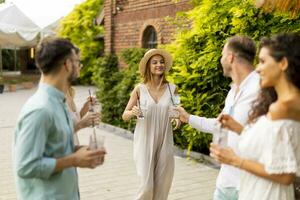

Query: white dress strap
<box><xmin>138</xmin><ymin>83</ymin><xmax>146</xmax><ymax>93</ymax></box>
<box><xmin>136</xmin><ymin>83</ymin><xmax>148</xmax><ymax>104</ymax></box>
<box><xmin>131</xmin><ymin>83</ymin><xmax>144</xmax><ymax>97</ymax></box>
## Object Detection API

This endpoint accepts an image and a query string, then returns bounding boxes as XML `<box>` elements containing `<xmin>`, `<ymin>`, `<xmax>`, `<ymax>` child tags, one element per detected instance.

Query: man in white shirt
<box><xmin>176</xmin><ymin>36</ymin><xmax>260</xmax><ymax>200</ymax></box>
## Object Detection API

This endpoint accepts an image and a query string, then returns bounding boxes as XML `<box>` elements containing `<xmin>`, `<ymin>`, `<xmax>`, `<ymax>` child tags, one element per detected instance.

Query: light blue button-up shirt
<box><xmin>14</xmin><ymin>83</ymin><xmax>79</xmax><ymax>200</ymax></box>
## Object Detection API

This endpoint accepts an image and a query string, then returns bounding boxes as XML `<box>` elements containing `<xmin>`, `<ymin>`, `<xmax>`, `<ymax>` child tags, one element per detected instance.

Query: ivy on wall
<box><xmin>59</xmin><ymin>0</ymin><xmax>104</xmax><ymax>84</ymax></box>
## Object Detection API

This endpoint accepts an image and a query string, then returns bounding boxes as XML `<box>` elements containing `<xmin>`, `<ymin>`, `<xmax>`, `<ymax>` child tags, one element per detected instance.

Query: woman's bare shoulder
<box><xmin>131</xmin><ymin>84</ymin><xmax>142</xmax><ymax>95</ymax></box>
<box><xmin>268</xmin><ymin>100</ymin><xmax>300</xmax><ymax>121</ymax></box>
<box><xmin>268</xmin><ymin>102</ymin><xmax>288</xmax><ymax>120</ymax></box>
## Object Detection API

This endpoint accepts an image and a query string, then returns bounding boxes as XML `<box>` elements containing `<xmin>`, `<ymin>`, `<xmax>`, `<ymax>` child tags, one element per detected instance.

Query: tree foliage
<box><xmin>92</xmin><ymin>48</ymin><xmax>146</xmax><ymax>131</ymax></box>
<box><xmin>92</xmin><ymin>55</ymin><xmax>121</xmax><ymax>125</ymax></box>
<box><xmin>91</xmin><ymin>0</ymin><xmax>300</xmax><ymax>154</ymax></box>
<box><xmin>58</xmin><ymin>0</ymin><xmax>104</xmax><ymax>84</ymax></box>
<box><xmin>166</xmin><ymin>0</ymin><xmax>300</xmax><ymax>153</ymax></box>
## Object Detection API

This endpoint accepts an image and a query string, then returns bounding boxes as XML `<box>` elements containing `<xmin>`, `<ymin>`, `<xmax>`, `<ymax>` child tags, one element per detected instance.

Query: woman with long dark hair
<box><xmin>210</xmin><ymin>33</ymin><xmax>300</xmax><ymax>200</ymax></box>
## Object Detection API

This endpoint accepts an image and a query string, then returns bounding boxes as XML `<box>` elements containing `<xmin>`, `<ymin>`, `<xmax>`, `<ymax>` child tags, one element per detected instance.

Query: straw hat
<box><xmin>139</xmin><ymin>49</ymin><xmax>173</xmax><ymax>76</ymax></box>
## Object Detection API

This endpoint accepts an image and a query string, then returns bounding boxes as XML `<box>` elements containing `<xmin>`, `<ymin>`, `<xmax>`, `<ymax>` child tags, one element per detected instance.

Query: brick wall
<box><xmin>104</xmin><ymin>0</ymin><xmax>113</xmax><ymax>54</ymax></box>
<box><xmin>104</xmin><ymin>0</ymin><xmax>192</xmax><ymax>55</ymax></box>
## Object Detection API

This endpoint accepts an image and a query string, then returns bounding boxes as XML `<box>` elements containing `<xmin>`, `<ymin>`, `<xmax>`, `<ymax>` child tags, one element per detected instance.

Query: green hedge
<box><xmin>166</xmin><ymin>0</ymin><xmax>300</xmax><ymax>153</ymax></box>
<box><xmin>92</xmin><ymin>48</ymin><xmax>146</xmax><ymax>131</ymax></box>
<box><xmin>92</xmin><ymin>0</ymin><xmax>300</xmax><ymax>154</ymax></box>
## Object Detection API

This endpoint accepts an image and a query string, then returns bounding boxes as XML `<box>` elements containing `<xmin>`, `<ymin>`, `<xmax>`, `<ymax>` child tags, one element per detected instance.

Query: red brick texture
<box><xmin>104</xmin><ymin>0</ymin><xmax>192</xmax><ymax>55</ymax></box>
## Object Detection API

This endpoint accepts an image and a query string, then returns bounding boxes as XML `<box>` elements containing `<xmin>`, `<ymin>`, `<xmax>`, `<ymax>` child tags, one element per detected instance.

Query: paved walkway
<box><xmin>0</xmin><ymin>86</ymin><xmax>218</xmax><ymax>200</ymax></box>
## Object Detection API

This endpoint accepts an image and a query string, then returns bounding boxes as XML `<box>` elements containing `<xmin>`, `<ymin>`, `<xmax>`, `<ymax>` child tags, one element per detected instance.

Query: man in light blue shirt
<box><xmin>14</xmin><ymin>37</ymin><xmax>106</xmax><ymax>200</ymax></box>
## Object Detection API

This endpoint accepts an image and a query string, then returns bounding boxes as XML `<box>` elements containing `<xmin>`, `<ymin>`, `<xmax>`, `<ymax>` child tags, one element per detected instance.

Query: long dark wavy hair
<box><xmin>259</xmin><ymin>33</ymin><xmax>300</xmax><ymax>90</ymax></box>
<box><xmin>248</xmin><ymin>87</ymin><xmax>277</xmax><ymax>123</ymax></box>
<box><xmin>248</xmin><ymin>32</ymin><xmax>300</xmax><ymax>123</ymax></box>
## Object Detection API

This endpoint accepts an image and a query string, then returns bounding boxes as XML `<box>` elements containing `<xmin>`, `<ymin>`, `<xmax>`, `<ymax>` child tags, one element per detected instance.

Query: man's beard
<box><xmin>68</xmin><ymin>64</ymin><xmax>78</xmax><ymax>85</ymax></box>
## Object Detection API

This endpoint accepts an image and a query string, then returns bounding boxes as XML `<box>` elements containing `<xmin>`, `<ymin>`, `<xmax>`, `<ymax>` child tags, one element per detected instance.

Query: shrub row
<box><xmin>94</xmin><ymin>0</ymin><xmax>300</xmax><ymax>154</ymax></box>
<box><xmin>92</xmin><ymin>48</ymin><xmax>146</xmax><ymax>131</ymax></box>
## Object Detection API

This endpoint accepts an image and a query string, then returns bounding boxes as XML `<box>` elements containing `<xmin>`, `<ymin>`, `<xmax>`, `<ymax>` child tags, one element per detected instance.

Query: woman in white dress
<box><xmin>210</xmin><ymin>33</ymin><xmax>300</xmax><ymax>200</ymax></box>
<box><xmin>65</xmin><ymin>48</ymin><xmax>100</xmax><ymax>145</ymax></box>
<box><xmin>122</xmin><ymin>49</ymin><xmax>179</xmax><ymax>200</ymax></box>
<box><xmin>65</xmin><ymin>87</ymin><xmax>100</xmax><ymax>144</ymax></box>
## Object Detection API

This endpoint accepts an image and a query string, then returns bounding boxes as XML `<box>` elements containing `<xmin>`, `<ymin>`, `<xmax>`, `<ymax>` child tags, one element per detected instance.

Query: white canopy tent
<box><xmin>0</xmin><ymin>3</ymin><xmax>39</xmax><ymax>74</ymax></box>
<box><xmin>0</xmin><ymin>3</ymin><xmax>41</xmax><ymax>48</ymax></box>
<box><xmin>0</xmin><ymin>2</ymin><xmax>58</xmax><ymax>74</ymax></box>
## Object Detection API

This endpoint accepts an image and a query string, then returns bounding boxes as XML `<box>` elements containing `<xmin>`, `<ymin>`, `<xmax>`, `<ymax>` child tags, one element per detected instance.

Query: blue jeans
<box><xmin>213</xmin><ymin>186</ymin><xmax>238</xmax><ymax>200</ymax></box>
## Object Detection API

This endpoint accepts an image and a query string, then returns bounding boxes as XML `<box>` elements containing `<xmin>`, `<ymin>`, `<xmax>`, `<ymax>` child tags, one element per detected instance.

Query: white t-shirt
<box><xmin>189</xmin><ymin>71</ymin><xmax>260</xmax><ymax>188</ymax></box>
<box><xmin>238</xmin><ymin>116</ymin><xmax>300</xmax><ymax>200</ymax></box>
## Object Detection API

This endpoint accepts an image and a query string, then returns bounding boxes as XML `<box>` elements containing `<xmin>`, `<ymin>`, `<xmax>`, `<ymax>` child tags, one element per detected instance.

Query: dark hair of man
<box><xmin>248</xmin><ymin>87</ymin><xmax>277</xmax><ymax>123</ymax></box>
<box><xmin>74</xmin><ymin>46</ymin><xmax>80</xmax><ymax>55</ymax></box>
<box><xmin>35</xmin><ymin>37</ymin><xmax>76</xmax><ymax>74</ymax></box>
<box><xmin>227</xmin><ymin>35</ymin><xmax>256</xmax><ymax>64</ymax></box>
<box><xmin>259</xmin><ymin>33</ymin><xmax>300</xmax><ymax>90</ymax></box>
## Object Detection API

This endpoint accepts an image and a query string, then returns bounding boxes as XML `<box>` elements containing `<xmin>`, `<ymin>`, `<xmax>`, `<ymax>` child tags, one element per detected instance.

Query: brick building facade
<box><xmin>101</xmin><ymin>0</ymin><xmax>192</xmax><ymax>55</ymax></box>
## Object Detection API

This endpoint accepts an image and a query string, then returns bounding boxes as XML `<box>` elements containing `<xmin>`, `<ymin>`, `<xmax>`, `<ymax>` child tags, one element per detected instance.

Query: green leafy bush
<box><xmin>115</xmin><ymin>48</ymin><xmax>147</xmax><ymax>130</ymax></box>
<box><xmin>92</xmin><ymin>48</ymin><xmax>146</xmax><ymax>131</ymax></box>
<box><xmin>92</xmin><ymin>55</ymin><xmax>121</xmax><ymax>125</ymax></box>
<box><xmin>59</xmin><ymin>0</ymin><xmax>104</xmax><ymax>84</ymax></box>
<box><xmin>92</xmin><ymin>0</ymin><xmax>300</xmax><ymax>154</ymax></box>
<box><xmin>166</xmin><ymin>0</ymin><xmax>300</xmax><ymax>153</ymax></box>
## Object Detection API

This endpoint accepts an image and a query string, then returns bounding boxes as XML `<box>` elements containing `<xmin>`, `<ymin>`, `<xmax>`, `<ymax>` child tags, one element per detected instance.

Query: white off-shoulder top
<box><xmin>238</xmin><ymin>115</ymin><xmax>300</xmax><ymax>200</ymax></box>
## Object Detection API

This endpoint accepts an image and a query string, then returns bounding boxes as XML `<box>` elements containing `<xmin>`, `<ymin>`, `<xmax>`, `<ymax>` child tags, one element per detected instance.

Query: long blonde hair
<box><xmin>66</xmin><ymin>86</ymin><xmax>77</xmax><ymax>112</ymax></box>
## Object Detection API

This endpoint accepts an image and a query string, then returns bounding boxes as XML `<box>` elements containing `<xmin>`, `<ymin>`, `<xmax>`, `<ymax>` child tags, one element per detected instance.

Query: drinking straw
<box><xmin>89</xmin><ymin>89</ymin><xmax>97</xmax><ymax>148</ymax></box>
<box><xmin>88</xmin><ymin>89</ymin><xmax>94</xmax><ymax>124</ymax></box>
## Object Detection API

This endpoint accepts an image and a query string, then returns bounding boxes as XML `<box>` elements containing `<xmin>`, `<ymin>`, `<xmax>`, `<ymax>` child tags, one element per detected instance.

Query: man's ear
<box><xmin>64</xmin><ymin>58</ymin><xmax>73</xmax><ymax>72</ymax></box>
<box><xmin>228</xmin><ymin>52</ymin><xmax>234</xmax><ymax>64</ymax></box>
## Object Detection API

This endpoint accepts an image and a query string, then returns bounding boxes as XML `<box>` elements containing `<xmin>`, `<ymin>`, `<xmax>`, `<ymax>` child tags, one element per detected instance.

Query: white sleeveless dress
<box><xmin>134</xmin><ymin>83</ymin><xmax>175</xmax><ymax>200</ymax></box>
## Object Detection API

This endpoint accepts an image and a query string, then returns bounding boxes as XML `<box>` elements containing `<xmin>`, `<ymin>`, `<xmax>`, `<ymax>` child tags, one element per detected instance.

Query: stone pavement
<box><xmin>0</xmin><ymin>86</ymin><xmax>218</xmax><ymax>200</ymax></box>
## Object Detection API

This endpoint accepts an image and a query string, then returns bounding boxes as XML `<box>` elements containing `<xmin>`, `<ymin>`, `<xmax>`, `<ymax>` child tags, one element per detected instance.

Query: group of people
<box><xmin>13</xmin><ymin>32</ymin><xmax>300</xmax><ymax>200</ymax></box>
<box><xmin>181</xmin><ymin>33</ymin><xmax>300</xmax><ymax>200</ymax></box>
<box><xmin>122</xmin><ymin>33</ymin><xmax>300</xmax><ymax>200</ymax></box>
